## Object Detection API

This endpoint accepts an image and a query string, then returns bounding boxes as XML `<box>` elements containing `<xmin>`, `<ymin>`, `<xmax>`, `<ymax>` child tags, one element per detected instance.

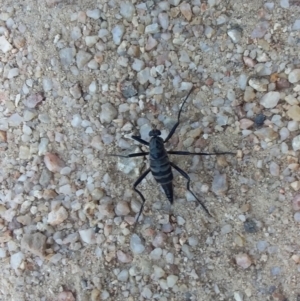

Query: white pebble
<box><xmin>234</xmin><ymin>291</ymin><xmax>244</xmax><ymax>301</ymax></box>
<box><xmin>7</xmin><ymin>68</ymin><xmax>19</xmax><ymax>79</ymax></box>
<box><xmin>10</xmin><ymin>251</ymin><xmax>24</xmax><ymax>270</ymax></box>
<box><xmin>79</xmin><ymin>228</ymin><xmax>96</xmax><ymax>244</ymax></box>
<box><xmin>38</xmin><ymin>138</ymin><xmax>49</xmax><ymax>155</ymax></box>
<box><xmin>150</xmin><ymin>248</ymin><xmax>162</xmax><ymax>260</ymax></box>
<box><xmin>89</xmin><ymin>81</ymin><xmax>97</xmax><ymax>94</ymax></box>
<box><xmin>117</xmin><ymin>269</ymin><xmax>129</xmax><ymax>282</ymax></box>
<box><xmin>167</xmin><ymin>275</ymin><xmax>178</xmax><ymax>288</ymax></box>
<box><xmin>85</xmin><ymin>36</ymin><xmax>98</xmax><ymax>47</ymax></box>
<box><xmin>288</xmin><ymin>121</ymin><xmax>299</xmax><ymax>131</ymax></box>
<box><xmin>119</xmin><ymin>2</ymin><xmax>135</xmax><ymax>20</ymax></box>
<box><xmin>86</xmin><ymin>9</ymin><xmax>101</xmax><ymax>19</ymax></box>
<box><xmin>260</xmin><ymin>91</ymin><xmax>280</xmax><ymax>108</ymax></box>
<box><xmin>0</xmin><ymin>36</ymin><xmax>12</xmax><ymax>53</ymax></box>
<box><xmin>153</xmin><ymin>266</ymin><xmax>165</xmax><ymax>279</ymax></box>
<box><xmin>292</xmin><ymin>135</ymin><xmax>300</xmax><ymax>151</ymax></box>
<box><xmin>130</xmin><ymin>234</ymin><xmax>145</xmax><ymax>254</ymax></box>
<box><xmin>145</xmin><ymin>23</ymin><xmax>159</xmax><ymax>34</ymax></box>
<box><xmin>100</xmin><ymin>103</ymin><xmax>117</xmax><ymax>124</ymax></box>
<box><xmin>132</xmin><ymin>59</ymin><xmax>145</xmax><ymax>71</ymax></box>
<box><xmin>112</xmin><ymin>24</ymin><xmax>125</xmax><ymax>45</ymax></box>
<box><xmin>221</xmin><ymin>224</ymin><xmax>232</xmax><ymax>234</ymax></box>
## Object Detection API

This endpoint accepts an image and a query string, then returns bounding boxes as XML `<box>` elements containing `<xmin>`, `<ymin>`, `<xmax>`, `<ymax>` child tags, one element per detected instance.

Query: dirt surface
<box><xmin>1</xmin><ymin>0</ymin><xmax>300</xmax><ymax>300</ymax></box>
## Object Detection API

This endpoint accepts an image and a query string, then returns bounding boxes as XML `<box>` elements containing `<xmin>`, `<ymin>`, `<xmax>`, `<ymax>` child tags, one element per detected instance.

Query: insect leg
<box><xmin>132</xmin><ymin>135</ymin><xmax>149</xmax><ymax>146</ymax></box>
<box><xmin>170</xmin><ymin>162</ymin><xmax>212</xmax><ymax>217</ymax></box>
<box><xmin>168</xmin><ymin>150</ymin><xmax>235</xmax><ymax>156</ymax></box>
<box><xmin>107</xmin><ymin>152</ymin><xmax>149</xmax><ymax>158</ymax></box>
<box><xmin>133</xmin><ymin>168</ymin><xmax>151</xmax><ymax>229</ymax></box>
<box><xmin>164</xmin><ymin>88</ymin><xmax>194</xmax><ymax>143</ymax></box>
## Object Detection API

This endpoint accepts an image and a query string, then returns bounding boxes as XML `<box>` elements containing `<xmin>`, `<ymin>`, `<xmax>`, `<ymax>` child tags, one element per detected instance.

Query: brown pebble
<box><xmin>42</xmin><ymin>189</ymin><xmax>57</xmax><ymax>200</ymax></box>
<box><xmin>243</xmin><ymin>56</ymin><xmax>256</xmax><ymax>67</ymax></box>
<box><xmin>117</xmin><ymin>250</ymin><xmax>132</xmax><ymax>263</ymax></box>
<box><xmin>217</xmin><ymin>155</ymin><xmax>228</xmax><ymax>167</ymax></box>
<box><xmin>44</xmin><ymin>153</ymin><xmax>66</xmax><ymax>173</ymax></box>
<box><xmin>287</xmin><ymin>105</ymin><xmax>300</xmax><ymax>121</ymax></box>
<box><xmin>13</xmin><ymin>36</ymin><xmax>26</xmax><ymax>49</ymax></box>
<box><xmin>0</xmin><ymin>230</ymin><xmax>12</xmax><ymax>243</ymax></box>
<box><xmin>94</xmin><ymin>52</ymin><xmax>104</xmax><ymax>63</ymax></box>
<box><xmin>205</xmin><ymin>78</ymin><xmax>214</xmax><ymax>86</ymax></box>
<box><xmin>276</xmin><ymin>78</ymin><xmax>290</xmax><ymax>90</ymax></box>
<box><xmin>239</xmin><ymin>118</ymin><xmax>254</xmax><ymax>129</ymax></box>
<box><xmin>56</xmin><ymin>291</ymin><xmax>75</xmax><ymax>301</ymax></box>
<box><xmin>0</xmin><ymin>130</ymin><xmax>7</xmax><ymax>142</ymax></box>
<box><xmin>91</xmin><ymin>289</ymin><xmax>100</xmax><ymax>301</ymax></box>
<box><xmin>291</xmin><ymin>254</ymin><xmax>300</xmax><ymax>263</ymax></box>
<box><xmin>180</xmin><ymin>2</ymin><xmax>192</xmax><ymax>21</ymax></box>
<box><xmin>292</xmin><ymin>194</ymin><xmax>300</xmax><ymax>210</ymax></box>
<box><xmin>270</xmin><ymin>73</ymin><xmax>279</xmax><ymax>83</ymax></box>
<box><xmin>240</xmin><ymin>203</ymin><xmax>250</xmax><ymax>212</ymax></box>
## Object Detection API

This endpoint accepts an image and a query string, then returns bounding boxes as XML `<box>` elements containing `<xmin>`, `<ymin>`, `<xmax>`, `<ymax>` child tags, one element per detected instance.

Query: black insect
<box><xmin>254</xmin><ymin>113</ymin><xmax>266</xmax><ymax>127</ymax></box>
<box><xmin>110</xmin><ymin>88</ymin><xmax>234</xmax><ymax>227</ymax></box>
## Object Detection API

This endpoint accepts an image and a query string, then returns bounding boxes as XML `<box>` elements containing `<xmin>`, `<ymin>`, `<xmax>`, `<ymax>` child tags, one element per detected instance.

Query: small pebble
<box><xmin>292</xmin><ymin>194</ymin><xmax>300</xmax><ymax>211</ymax></box>
<box><xmin>112</xmin><ymin>24</ymin><xmax>125</xmax><ymax>45</ymax></box>
<box><xmin>292</xmin><ymin>19</ymin><xmax>300</xmax><ymax>31</ymax></box>
<box><xmin>294</xmin><ymin>212</ymin><xmax>300</xmax><ymax>222</ymax></box>
<box><xmin>239</xmin><ymin>118</ymin><xmax>254</xmax><ymax>129</ymax></box>
<box><xmin>251</xmin><ymin>21</ymin><xmax>269</xmax><ymax>38</ymax></box>
<box><xmin>130</xmin><ymin>234</ymin><xmax>145</xmax><ymax>254</ymax></box>
<box><xmin>221</xmin><ymin>224</ymin><xmax>232</xmax><ymax>234</ymax></box>
<box><xmin>141</xmin><ymin>287</ymin><xmax>152</xmax><ymax>299</ymax></box>
<box><xmin>115</xmin><ymin>201</ymin><xmax>130</xmax><ymax>216</ymax></box>
<box><xmin>260</xmin><ymin>92</ymin><xmax>280</xmax><ymax>108</ymax></box>
<box><xmin>44</xmin><ymin>153</ymin><xmax>65</xmax><ymax>173</ymax></box>
<box><xmin>180</xmin><ymin>2</ymin><xmax>192</xmax><ymax>21</ymax></box>
<box><xmin>120</xmin><ymin>2</ymin><xmax>135</xmax><ymax>20</ymax></box>
<box><xmin>117</xmin><ymin>250</ymin><xmax>132</xmax><ymax>263</ymax></box>
<box><xmin>0</xmin><ymin>36</ymin><xmax>12</xmax><ymax>53</ymax></box>
<box><xmin>227</xmin><ymin>28</ymin><xmax>242</xmax><ymax>43</ymax></box>
<box><xmin>21</xmin><ymin>232</ymin><xmax>46</xmax><ymax>257</ymax></box>
<box><xmin>292</xmin><ymin>135</ymin><xmax>300</xmax><ymax>151</ymax></box>
<box><xmin>249</xmin><ymin>78</ymin><xmax>268</xmax><ymax>91</ymax></box>
<box><xmin>47</xmin><ymin>206</ymin><xmax>68</xmax><ymax>226</ymax></box>
<box><xmin>100</xmin><ymin>103</ymin><xmax>117</xmax><ymax>124</ymax></box>
<box><xmin>152</xmin><ymin>232</ymin><xmax>167</xmax><ymax>248</ymax></box>
<box><xmin>86</xmin><ymin>9</ymin><xmax>100</xmax><ymax>19</ymax></box>
<box><xmin>288</xmin><ymin>69</ymin><xmax>300</xmax><ymax>83</ymax></box>
<box><xmin>212</xmin><ymin>172</ymin><xmax>228</xmax><ymax>195</ymax></box>
<box><xmin>167</xmin><ymin>275</ymin><xmax>178</xmax><ymax>288</ymax></box>
<box><xmin>76</xmin><ymin>50</ymin><xmax>92</xmax><ymax>69</ymax></box>
<box><xmin>270</xmin><ymin>266</ymin><xmax>281</xmax><ymax>276</ymax></box>
<box><xmin>287</xmin><ymin>105</ymin><xmax>300</xmax><ymax>121</ymax></box>
<box><xmin>234</xmin><ymin>291</ymin><xmax>243</xmax><ymax>301</ymax></box>
<box><xmin>79</xmin><ymin>228</ymin><xmax>95</xmax><ymax>244</ymax></box>
<box><xmin>257</xmin><ymin>240</ymin><xmax>269</xmax><ymax>252</ymax></box>
<box><xmin>117</xmin><ymin>269</ymin><xmax>129</xmax><ymax>282</ymax></box>
<box><xmin>235</xmin><ymin>253</ymin><xmax>252</xmax><ymax>269</ymax></box>
<box><xmin>269</xmin><ymin>162</ymin><xmax>280</xmax><ymax>176</ymax></box>
<box><xmin>10</xmin><ymin>251</ymin><xmax>24</xmax><ymax>270</ymax></box>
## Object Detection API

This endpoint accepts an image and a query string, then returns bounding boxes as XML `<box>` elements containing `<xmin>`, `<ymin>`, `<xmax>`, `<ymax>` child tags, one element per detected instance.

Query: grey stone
<box><xmin>21</xmin><ymin>232</ymin><xmax>47</xmax><ymax>257</ymax></box>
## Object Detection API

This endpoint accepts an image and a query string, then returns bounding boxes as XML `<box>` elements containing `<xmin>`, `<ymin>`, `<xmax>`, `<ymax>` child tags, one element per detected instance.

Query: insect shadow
<box><xmin>109</xmin><ymin>88</ymin><xmax>234</xmax><ymax>228</ymax></box>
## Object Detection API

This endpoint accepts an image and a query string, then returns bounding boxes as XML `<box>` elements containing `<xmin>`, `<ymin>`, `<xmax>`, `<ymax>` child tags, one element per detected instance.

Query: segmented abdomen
<box><xmin>149</xmin><ymin>136</ymin><xmax>173</xmax><ymax>184</ymax></box>
<box><xmin>149</xmin><ymin>136</ymin><xmax>174</xmax><ymax>203</ymax></box>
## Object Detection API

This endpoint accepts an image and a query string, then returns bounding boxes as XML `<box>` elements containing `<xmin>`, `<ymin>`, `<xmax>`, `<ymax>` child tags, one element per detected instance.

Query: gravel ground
<box><xmin>1</xmin><ymin>0</ymin><xmax>300</xmax><ymax>300</ymax></box>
